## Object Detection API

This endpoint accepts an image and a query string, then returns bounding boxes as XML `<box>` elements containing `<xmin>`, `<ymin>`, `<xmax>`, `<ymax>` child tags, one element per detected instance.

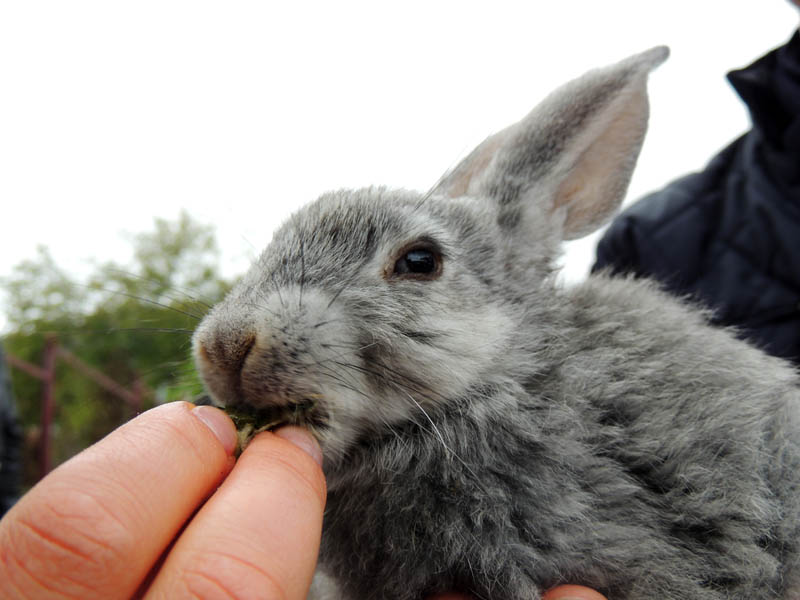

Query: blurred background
<box><xmin>1</xmin><ymin>1</ymin><xmax>797</xmax><ymax>496</ymax></box>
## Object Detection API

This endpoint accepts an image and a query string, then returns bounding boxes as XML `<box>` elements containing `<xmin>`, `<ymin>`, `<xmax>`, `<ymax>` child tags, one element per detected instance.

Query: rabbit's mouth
<box><xmin>224</xmin><ymin>396</ymin><xmax>328</xmax><ymax>454</ymax></box>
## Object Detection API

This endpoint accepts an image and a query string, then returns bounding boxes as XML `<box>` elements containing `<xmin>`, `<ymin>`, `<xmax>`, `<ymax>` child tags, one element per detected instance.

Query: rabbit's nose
<box><xmin>196</xmin><ymin>330</ymin><xmax>256</xmax><ymax>376</ymax></box>
<box><xmin>193</xmin><ymin>321</ymin><xmax>259</xmax><ymax>407</ymax></box>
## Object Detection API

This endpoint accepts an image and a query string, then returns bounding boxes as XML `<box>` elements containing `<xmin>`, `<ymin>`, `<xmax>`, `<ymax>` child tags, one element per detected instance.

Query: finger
<box><xmin>0</xmin><ymin>402</ymin><xmax>237</xmax><ymax>600</ymax></box>
<box><xmin>542</xmin><ymin>585</ymin><xmax>608</xmax><ymax>600</ymax></box>
<box><xmin>146</xmin><ymin>427</ymin><xmax>326</xmax><ymax>600</ymax></box>
<box><xmin>428</xmin><ymin>586</ymin><xmax>607</xmax><ymax>600</ymax></box>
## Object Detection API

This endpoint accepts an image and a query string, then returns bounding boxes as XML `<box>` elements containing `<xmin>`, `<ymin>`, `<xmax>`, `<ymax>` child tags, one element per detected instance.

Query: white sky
<box><xmin>1</xmin><ymin>1</ymin><xmax>798</xmax><ymax>332</ymax></box>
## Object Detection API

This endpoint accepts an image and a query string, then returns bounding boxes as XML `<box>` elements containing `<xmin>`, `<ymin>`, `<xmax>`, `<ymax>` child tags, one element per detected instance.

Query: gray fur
<box><xmin>193</xmin><ymin>47</ymin><xmax>800</xmax><ymax>599</ymax></box>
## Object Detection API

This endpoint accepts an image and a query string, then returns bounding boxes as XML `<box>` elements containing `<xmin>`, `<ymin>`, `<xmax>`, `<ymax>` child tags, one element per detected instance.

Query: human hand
<box><xmin>541</xmin><ymin>586</ymin><xmax>608</xmax><ymax>600</ymax></box>
<box><xmin>0</xmin><ymin>401</ymin><xmax>606</xmax><ymax>600</ymax></box>
<box><xmin>0</xmin><ymin>401</ymin><xmax>326</xmax><ymax>599</ymax></box>
<box><xmin>431</xmin><ymin>585</ymin><xmax>607</xmax><ymax>600</ymax></box>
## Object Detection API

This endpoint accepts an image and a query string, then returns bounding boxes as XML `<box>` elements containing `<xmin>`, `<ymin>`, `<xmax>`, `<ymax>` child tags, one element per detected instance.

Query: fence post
<box><xmin>131</xmin><ymin>377</ymin><xmax>144</xmax><ymax>415</ymax></box>
<box><xmin>41</xmin><ymin>335</ymin><xmax>58</xmax><ymax>478</ymax></box>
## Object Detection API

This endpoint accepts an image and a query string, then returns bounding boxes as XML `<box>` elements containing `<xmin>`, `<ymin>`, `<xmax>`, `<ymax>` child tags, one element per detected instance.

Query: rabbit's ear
<box><xmin>438</xmin><ymin>47</ymin><xmax>668</xmax><ymax>241</ymax></box>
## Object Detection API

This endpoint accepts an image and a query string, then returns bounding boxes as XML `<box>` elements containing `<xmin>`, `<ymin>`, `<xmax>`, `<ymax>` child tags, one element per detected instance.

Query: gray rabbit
<box><xmin>193</xmin><ymin>47</ymin><xmax>800</xmax><ymax>600</ymax></box>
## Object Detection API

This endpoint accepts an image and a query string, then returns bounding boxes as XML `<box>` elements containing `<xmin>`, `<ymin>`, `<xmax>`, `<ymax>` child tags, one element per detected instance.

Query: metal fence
<box><xmin>5</xmin><ymin>335</ymin><xmax>147</xmax><ymax>480</ymax></box>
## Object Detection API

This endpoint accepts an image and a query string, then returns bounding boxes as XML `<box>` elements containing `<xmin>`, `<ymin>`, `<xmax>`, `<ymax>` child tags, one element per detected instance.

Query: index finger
<box><xmin>145</xmin><ymin>427</ymin><xmax>326</xmax><ymax>600</ymax></box>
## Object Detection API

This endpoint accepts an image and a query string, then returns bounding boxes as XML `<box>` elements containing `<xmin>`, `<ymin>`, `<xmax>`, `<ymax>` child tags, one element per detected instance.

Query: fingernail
<box><xmin>275</xmin><ymin>426</ymin><xmax>323</xmax><ymax>467</ymax></box>
<box><xmin>192</xmin><ymin>405</ymin><xmax>237</xmax><ymax>456</ymax></box>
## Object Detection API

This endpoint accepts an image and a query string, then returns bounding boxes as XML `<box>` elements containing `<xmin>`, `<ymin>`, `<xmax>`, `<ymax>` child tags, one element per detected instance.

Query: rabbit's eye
<box><xmin>397</xmin><ymin>249</ymin><xmax>435</xmax><ymax>274</ymax></box>
<box><xmin>389</xmin><ymin>244</ymin><xmax>442</xmax><ymax>281</ymax></box>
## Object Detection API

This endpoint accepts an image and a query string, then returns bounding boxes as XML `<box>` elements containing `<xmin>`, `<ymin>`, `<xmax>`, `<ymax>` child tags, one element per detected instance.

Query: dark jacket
<box><xmin>594</xmin><ymin>31</ymin><xmax>800</xmax><ymax>365</ymax></box>
<box><xmin>0</xmin><ymin>343</ymin><xmax>22</xmax><ymax>516</ymax></box>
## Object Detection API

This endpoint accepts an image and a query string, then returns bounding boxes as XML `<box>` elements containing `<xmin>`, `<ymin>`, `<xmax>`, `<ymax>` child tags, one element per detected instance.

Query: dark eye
<box><xmin>391</xmin><ymin>245</ymin><xmax>442</xmax><ymax>280</ymax></box>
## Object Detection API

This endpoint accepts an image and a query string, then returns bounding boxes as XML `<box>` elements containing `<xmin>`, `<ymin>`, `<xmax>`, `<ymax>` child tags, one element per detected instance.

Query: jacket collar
<box><xmin>727</xmin><ymin>29</ymin><xmax>800</xmax><ymax>154</ymax></box>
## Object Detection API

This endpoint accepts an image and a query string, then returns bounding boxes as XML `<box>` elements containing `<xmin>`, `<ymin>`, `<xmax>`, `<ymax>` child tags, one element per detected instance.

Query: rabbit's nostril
<box><xmin>230</xmin><ymin>333</ymin><xmax>257</xmax><ymax>370</ymax></box>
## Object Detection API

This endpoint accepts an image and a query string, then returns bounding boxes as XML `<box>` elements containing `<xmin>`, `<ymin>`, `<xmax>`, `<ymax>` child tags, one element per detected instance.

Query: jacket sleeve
<box><xmin>593</xmin><ymin>210</ymin><xmax>643</xmax><ymax>277</ymax></box>
<box><xmin>592</xmin><ymin>176</ymin><xmax>705</xmax><ymax>283</ymax></box>
<box><xmin>592</xmin><ymin>145</ymin><xmax>735</xmax><ymax>290</ymax></box>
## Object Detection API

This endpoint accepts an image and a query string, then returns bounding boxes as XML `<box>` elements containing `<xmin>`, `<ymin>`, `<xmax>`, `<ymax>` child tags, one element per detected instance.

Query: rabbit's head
<box><xmin>193</xmin><ymin>47</ymin><xmax>668</xmax><ymax>462</ymax></box>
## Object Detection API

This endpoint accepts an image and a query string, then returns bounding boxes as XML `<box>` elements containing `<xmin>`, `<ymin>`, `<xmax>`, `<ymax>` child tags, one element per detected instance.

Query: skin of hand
<box><xmin>0</xmin><ymin>401</ymin><xmax>606</xmax><ymax>600</ymax></box>
<box><xmin>540</xmin><ymin>586</ymin><xmax>607</xmax><ymax>600</ymax></box>
<box><xmin>431</xmin><ymin>586</ymin><xmax>606</xmax><ymax>600</ymax></box>
<box><xmin>0</xmin><ymin>401</ymin><xmax>326</xmax><ymax>599</ymax></box>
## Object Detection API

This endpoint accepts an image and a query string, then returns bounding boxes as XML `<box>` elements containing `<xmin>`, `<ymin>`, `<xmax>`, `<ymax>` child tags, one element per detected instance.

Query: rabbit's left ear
<box><xmin>438</xmin><ymin>47</ymin><xmax>668</xmax><ymax>240</ymax></box>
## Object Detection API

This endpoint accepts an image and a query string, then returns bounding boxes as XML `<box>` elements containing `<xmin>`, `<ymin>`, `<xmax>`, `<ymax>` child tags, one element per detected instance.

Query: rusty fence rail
<box><xmin>5</xmin><ymin>335</ymin><xmax>148</xmax><ymax>478</ymax></box>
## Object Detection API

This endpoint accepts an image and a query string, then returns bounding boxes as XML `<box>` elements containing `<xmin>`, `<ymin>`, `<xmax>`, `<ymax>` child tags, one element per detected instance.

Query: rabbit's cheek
<box><xmin>395</xmin><ymin>305</ymin><xmax>514</xmax><ymax>401</ymax></box>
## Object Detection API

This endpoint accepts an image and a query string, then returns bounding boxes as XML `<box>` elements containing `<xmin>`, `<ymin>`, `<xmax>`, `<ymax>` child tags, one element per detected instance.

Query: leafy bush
<box><xmin>2</xmin><ymin>212</ymin><xmax>232</xmax><ymax>489</ymax></box>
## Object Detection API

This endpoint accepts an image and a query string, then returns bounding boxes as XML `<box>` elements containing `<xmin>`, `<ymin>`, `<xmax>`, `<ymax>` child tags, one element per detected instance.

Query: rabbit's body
<box><xmin>319</xmin><ymin>271</ymin><xmax>800</xmax><ymax>600</ymax></box>
<box><xmin>194</xmin><ymin>48</ymin><xmax>800</xmax><ymax>599</ymax></box>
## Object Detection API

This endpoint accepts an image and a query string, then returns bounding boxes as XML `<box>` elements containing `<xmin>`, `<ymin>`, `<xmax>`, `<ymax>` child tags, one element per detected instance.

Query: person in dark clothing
<box><xmin>594</xmin><ymin>25</ymin><xmax>800</xmax><ymax>366</ymax></box>
<box><xmin>0</xmin><ymin>342</ymin><xmax>22</xmax><ymax>517</ymax></box>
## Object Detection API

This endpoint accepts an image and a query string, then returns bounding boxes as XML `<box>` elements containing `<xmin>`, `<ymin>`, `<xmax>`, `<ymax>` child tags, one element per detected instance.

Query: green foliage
<box><xmin>3</xmin><ymin>246</ymin><xmax>89</xmax><ymax>333</ymax></box>
<box><xmin>1</xmin><ymin>211</ymin><xmax>232</xmax><ymax>489</ymax></box>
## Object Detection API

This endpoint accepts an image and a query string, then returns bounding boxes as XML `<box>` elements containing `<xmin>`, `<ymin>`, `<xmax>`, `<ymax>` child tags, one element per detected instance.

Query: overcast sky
<box><xmin>1</xmin><ymin>1</ymin><xmax>798</xmax><ymax>332</ymax></box>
